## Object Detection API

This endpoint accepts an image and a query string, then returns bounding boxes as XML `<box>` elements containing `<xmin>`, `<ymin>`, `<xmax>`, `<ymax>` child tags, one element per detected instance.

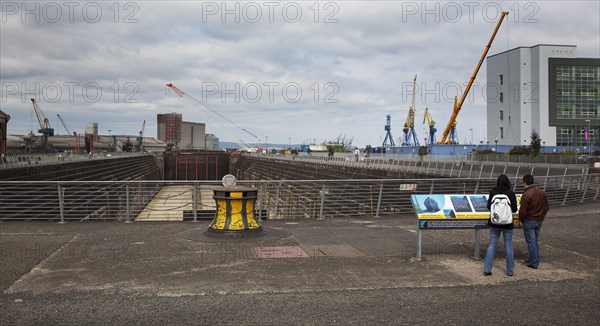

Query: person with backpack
<box><xmin>519</xmin><ymin>174</ymin><xmax>549</xmax><ymax>269</ymax></box>
<box><xmin>484</xmin><ymin>174</ymin><xmax>518</xmax><ymax>276</ymax></box>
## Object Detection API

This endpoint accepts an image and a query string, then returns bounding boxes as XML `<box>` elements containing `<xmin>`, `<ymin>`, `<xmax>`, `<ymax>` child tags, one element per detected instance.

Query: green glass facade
<box><xmin>550</xmin><ymin>59</ymin><xmax>599</xmax><ymax>148</ymax></box>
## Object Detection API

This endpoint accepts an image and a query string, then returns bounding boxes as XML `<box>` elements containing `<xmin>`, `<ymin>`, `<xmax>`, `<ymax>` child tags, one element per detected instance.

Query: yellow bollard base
<box><xmin>204</xmin><ymin>226</ymin><xmax>265</xmax><ymax>239</ymax></box>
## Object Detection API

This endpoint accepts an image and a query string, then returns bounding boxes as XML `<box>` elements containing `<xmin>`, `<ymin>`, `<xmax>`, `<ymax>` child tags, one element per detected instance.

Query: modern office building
<box><xmin>487</xmin><ymin>44</ymin><xmax>599</xmax><ymax>149</ymax></box>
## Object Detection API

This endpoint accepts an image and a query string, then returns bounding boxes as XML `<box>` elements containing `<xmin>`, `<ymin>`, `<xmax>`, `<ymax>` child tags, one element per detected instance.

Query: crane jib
<box><xmin>438</xmin><ymin>11</ymin><xmax>509</xmax><ymax>145</ymax></box>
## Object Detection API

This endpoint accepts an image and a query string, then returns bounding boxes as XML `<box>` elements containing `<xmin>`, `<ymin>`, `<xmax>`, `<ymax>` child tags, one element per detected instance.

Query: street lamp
<box><xmin>265</xmin><ymin>136</ymin><xmax>268</xmax><ymax>154</ymax></box>
<box><xmin>469</xmin><ymin>128</ymin><xmax>473</xmax><ymax>144</ymax></box>
<box><xmin>585</xmin><ymin>119</ymin><xmax>591</xmax><ymax>156</ymax></box>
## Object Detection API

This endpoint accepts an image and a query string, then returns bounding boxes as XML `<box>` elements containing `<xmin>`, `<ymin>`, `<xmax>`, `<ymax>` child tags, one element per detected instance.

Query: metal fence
<box><xmin>1</xmin><ymin>174</ymin><xmax>598</xmax><ymax>222</ymax></box>
<box><xmin>260</xmin><ymin>154</ymin><xmax>589</xmax><ymax>180</ymax></box>
<box><xmin>0</xmin><ymin>152</ymin><xmax>150</xmax><ymax>170</ymax></box>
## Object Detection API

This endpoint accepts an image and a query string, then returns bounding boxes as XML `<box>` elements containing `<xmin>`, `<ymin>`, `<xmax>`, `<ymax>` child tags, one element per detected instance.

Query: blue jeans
<box><xmin>484</xmin><ymin>227</ymin><xmax>514</xmax><ymax>275</ymax></box>
<box><xmin>523</xmin><ymin>219</ymin><xmax>543</xmax><ymax>267</ymax></box>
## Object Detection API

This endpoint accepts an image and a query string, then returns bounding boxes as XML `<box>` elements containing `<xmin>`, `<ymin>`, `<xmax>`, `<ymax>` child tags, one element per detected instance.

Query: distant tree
<box><xmin>530</xmin><ymin>130</ymin><xmax>541</xmax><ymax>156</ymax></box>
<box><xmin>508</xmin><ymin>146</ymin><xmax>532</xmax><ymax>155</ymax></box>
<box><xmin>418</xmin><ymin>145</ymin><xmax>428</xmax><ymax>162</ymax></box>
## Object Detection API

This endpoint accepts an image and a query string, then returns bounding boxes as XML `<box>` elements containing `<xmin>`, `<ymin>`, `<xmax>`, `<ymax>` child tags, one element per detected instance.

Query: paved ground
<box><xmin>1</xmin><ymin>201</ymin><xmax>599</xmax><ymax>325</ymax></box>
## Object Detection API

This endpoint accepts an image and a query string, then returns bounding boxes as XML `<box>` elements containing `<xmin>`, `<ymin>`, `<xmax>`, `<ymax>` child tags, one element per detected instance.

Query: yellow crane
<box><xmin>438</xmin><ymin>11</ymin><xmax>509</xmax><ymax>144</ymax></box>
<box><xmin>423</xmin><ymin>108</ymin><xmax>436</xmax><ymax>144</ymax></box>
<box><xmin>402</xmin><ymin>74</ymin><xmax>419</xmax><ymax>146</ymax></box>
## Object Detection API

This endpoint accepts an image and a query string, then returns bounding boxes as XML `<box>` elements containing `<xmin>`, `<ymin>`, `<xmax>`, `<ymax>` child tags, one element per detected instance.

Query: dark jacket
<box><xmin>487</xmin><ymin>186</ymin><xmax>518</xmax><ymax>229</ymax></box>
<box><xmin>518</xmin><ymin>185</ymin><xmax>549</xmax><ymax>222</ymax></box>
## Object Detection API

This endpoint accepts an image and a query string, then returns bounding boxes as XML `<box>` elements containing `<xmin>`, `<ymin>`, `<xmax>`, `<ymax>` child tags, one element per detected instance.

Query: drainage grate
<box><xmin>254</xmin><ymin>246</ymin><xmax>310</xmax><ymax>259</ymax></box>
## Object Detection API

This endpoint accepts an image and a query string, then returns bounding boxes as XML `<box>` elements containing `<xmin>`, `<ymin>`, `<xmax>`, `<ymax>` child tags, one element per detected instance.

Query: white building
<box><xmin>486</xmin><ymin>44</ymin><xmax>599</xmax><ymax>148</ymax></box>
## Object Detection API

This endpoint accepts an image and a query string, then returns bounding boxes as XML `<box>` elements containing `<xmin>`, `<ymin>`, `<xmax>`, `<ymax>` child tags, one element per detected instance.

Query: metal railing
<box><xmin>0</xmin><ymin>152</ymin><xmax>151</xmax><ymax>170</ymax></box>
<box><xmin>1</xmin><ymin>174</ymin><xmax>598</xmax><ymax>222</ymax></box>
<box><xmin>254</xmin><ymin>154</ymin><xmax>588</xmax><ymax>180</ymax></box>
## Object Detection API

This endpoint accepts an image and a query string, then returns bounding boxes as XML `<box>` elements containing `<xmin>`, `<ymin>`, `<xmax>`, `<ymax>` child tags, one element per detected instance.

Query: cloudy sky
<box><xmin>1</xmin><ymin>0</ymin><xmax>599</xmax><ymax>147</ymax></box>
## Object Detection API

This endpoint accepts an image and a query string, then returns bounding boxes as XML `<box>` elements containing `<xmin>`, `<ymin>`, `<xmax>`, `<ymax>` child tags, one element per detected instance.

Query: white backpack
<box><xmin>490</xmin><ymin>194</ymin><xmax>513</xmax><ymax>225</ymax></box>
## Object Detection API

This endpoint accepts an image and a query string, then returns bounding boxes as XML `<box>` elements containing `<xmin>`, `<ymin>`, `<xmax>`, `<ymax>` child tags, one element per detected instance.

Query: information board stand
<box><xmin>411</xmin><ymin>194</ymin><xmax>520</xmax><ymax>261</ymax></box>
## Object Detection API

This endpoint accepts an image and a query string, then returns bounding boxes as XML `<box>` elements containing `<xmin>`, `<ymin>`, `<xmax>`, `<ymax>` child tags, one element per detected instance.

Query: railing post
<box><xmin>258</xmin><ymin>183</ymin><xmax>264</xmax><ymax>221</ymax></box>
<box><xmin>429</xmin><ymin>179</ymin><xmax>435</xmax><ymax>194</ymax></box>
<box><xmin>375</xmin><ymin>181</ymin><xmax>384</xmax><ymax>218</ymax></box>
<box><xmin>57</xmin><ymin>183</ymin><xmax>66</xmax><ymax>224</ymax></box>
<box><xmin>580</xmin><ymin>175</ymin><xmax>589</xmax><ymax>203</ymax></box>
<box><xmin>125</xmin><ymin>182</ymin><xmax>132</xmax><ymax>223</ymax></box>
<box><xmin>562</xmin><ymin>176</ymin><xmax>573</xmax><ymax>206</ymax></box>
<box><xmin>318</xmin><ymin>182</ymin><xmax>326</xmax><ymax>220</ymax></box>
<box><xmin>193</xmin><ymin>182</ymin><xmax>198</xmax><ymax>222</ymax></box>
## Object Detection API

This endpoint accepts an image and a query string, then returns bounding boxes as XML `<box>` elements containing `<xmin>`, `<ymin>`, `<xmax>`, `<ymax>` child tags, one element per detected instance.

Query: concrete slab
<box><xmin>136</xmin><ymin>185</ymin><xmax>193</xmax><ymax>221</ymax></box>
<box><xmin>1</xmin><ymin>201</ymin><xmax>598</xmax><ymax>325</ymax></box>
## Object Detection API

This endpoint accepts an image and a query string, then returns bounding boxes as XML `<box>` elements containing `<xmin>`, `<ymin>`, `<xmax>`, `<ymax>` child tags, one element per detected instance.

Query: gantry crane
<box><xmin>166</xmin><ymin>83</ymin><xmax>259</xmax><ymax>151</ymax></box>
<box><xmin>382</xmin><ymin>114</ymin><xmax>396</xmax><ymax>148</ymax></box>
<box><xmin>30</xmin><ymin>98</ymin><xmax>54</xmax><ymax>150</ymax></box>
<box><xmin>423</xmin><ymin>108</ymin><xmax>437</xmax><ymax>144</ymax></box>
<box><xmin>136</xmin><ymin>120</ymin><xmax>146</xmax><ymax>152</ymax></box>
<box><xmin>438</xmin><ymin>11</ymin><xmax>509</xmax><ymax>144</ymax></box>
<box><xmin>402</xmin><ymin>75</ymin><xmax>419</xmax><ymax>147</ymax></box>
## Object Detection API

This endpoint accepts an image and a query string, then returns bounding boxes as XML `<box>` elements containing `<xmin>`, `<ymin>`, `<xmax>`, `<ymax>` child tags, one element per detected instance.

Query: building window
<box><xmin>499</xmin><ymin>92</ymin><xmax>504</xmax><ymax>103</ymax></box>
<box><xmin>499</xmin><ymin>110</ymin><xmax>504</xmax><ymax>121</ymax></box>
<box><xmin>499</xmin><ymin>74</ymin><xmax>503</xmax><ymax>85</ymax></box>
<box><xmin>500</xmin><ymin>127</ymin><xmax>504</xmax><ymax>139</ymax></box>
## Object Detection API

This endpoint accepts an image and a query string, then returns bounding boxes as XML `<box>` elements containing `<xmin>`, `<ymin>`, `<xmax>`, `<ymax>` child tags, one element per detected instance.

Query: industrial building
<box><xmin>205</xmin><ymin>134</ymin><xmax>220</xmax><ymax>150</ymax></box>
<box><xmin>487</xmin><ymin>44</ymin><xmax>599</xmax><ymax>149</ymax></box>
<box><xmin>0</xmin><ymin>110</ymin><xmax>10</xmax><ymax>156</ymax></box>
<box><xmin>157</xmin><ymin>113</ymin><xmax>214</xmax><ymax>149</ymax></box>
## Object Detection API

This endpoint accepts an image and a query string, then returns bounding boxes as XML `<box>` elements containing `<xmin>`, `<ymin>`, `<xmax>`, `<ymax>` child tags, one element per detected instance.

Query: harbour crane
<box><xmin>422</xmin><ymin>108</ymin><xmax>437</xmax><ymax>144</ymax></box>
<box><xmin>56</xmin><ymin>114</ymin><xmax>76</xmax><ymax>136</ymax></box>
<box><xmin>136</xmin><ymin>120</ymin><xmax>146</xmax><ymax>152</ymax></box>
<box><xmin>30</xmin><ymin>98</ymin><xmax>54</xmax><ymax>150</ymax></box>
<box><xmin>382</xmin><ymin>114</ymin><xmax>396</xmax><ymax>148</ymax></box>
<box><xmin>438</xmin><ymin>11</ymin><xmax>509</xmax><ymax>144</ymax></box>
<box><xmin>402</xmin><ymin>75</ymin><xmax>419</xmax><ymax>147</ymax></box>
<box><xmin>166</xmin><ymin>83</ymin><xmax>259</xmax><ymax>151</ymax></box>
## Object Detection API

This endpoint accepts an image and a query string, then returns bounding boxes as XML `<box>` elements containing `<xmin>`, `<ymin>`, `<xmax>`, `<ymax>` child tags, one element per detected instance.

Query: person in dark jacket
<box><xmin>519</xmin><ymin>174</ymin><xmax>549</xmax><ymax>269</ymax></box>
<box><xmin>483</xmin><ymin>174</ymin><xmax>518</xmax><ymax>276</ymax></box>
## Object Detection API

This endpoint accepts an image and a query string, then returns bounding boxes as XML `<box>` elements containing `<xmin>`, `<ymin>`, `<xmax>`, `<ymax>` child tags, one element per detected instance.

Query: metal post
<box><xmin>193</xmin><ymin>182</ymin><xmax>198</xmax><ymax>222</ymax></box>
<box><xmin>57</xmin><ymin>184</ymin><xmax>66</xmax><ymax>224</ymax></box>
<box><xmin>580</xmin><ymin>175</ymin><xmax>588</xmax><ymax>203</ymax></box>
<box><xmin>318</xmin><ymin>182</ymin><xmax>326</xmax><ymax>220</ymax></box>
<box><xmin>375</xmin><ymin>181</ymin><xmax>384</xmax><ymax>218</ymax></box>
<box><xmin>562</xmin><ymin>176</ymin><xmax>573</xmax><ymax>206</ymax></box>
<box><xmin>416</xmin><ymin>227</ymin><xmax>422</xmax><ymax>261</ymax></box>
<box><xmin>125</xmin><ymin>183</ymin><xmax>132</xmax><ymax>223</ymax></box>
<box><xmin>472</xmin><ymin>229</ymin><xmax>482</xmax><ymax>260</ymax></box>
<box><xmin>258</xmin><ymin>183</ymin><xmax>264</xmax><ymax>221</ymax></box>
<box><xmin>474</xmin><ymin>179</ymin><xmax>480</xmax><ymax>194</ymax></box>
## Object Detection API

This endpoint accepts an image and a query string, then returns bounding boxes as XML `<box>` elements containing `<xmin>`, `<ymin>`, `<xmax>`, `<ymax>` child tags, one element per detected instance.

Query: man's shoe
<box><xmin>526</xmin><ymin>263</ymin><xmax>538</xmax><ymax>269</ymax></box>
<box><xmin>484</xmin><ymin>272</ymin><xmax>492</xmax><ymax>276</ymax></box>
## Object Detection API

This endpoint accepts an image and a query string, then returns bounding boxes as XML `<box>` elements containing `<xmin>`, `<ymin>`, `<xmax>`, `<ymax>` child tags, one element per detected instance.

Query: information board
<box><xmin>411</xmin><ymin>194</ymin><xmax>522</xmax><ymax>229</ymax></box>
